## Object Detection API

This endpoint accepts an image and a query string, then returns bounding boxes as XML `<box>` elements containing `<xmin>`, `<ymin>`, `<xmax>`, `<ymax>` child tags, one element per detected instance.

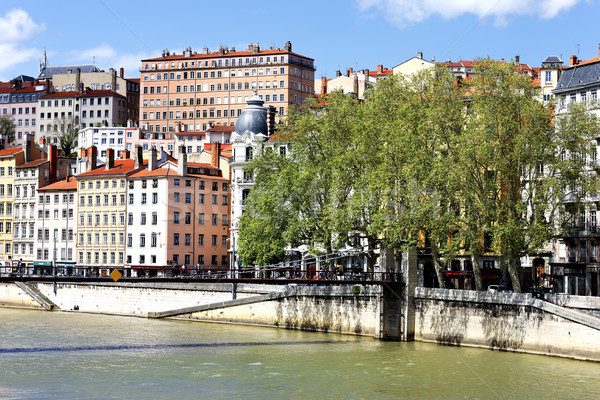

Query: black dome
<box><xmin>235</xmin><ymin>92</ymin><xmax>267</xmax><ymax>135</ymax></box>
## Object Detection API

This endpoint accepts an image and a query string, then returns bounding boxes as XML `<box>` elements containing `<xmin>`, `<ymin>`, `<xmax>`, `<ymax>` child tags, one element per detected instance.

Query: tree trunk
<box><xmin>508</xmin><ymin>254</ymin><xmax>522</xmax><ymax>293</ymax></box>
<box><xmin>431</xmin><ymin>243</ymin><xmax>447</xmax><ymax>289</ymax></box>
<box><xmin>470</xmin><ymin>252</ymin><xmax>484</xmax><ymax>291</ymax></box>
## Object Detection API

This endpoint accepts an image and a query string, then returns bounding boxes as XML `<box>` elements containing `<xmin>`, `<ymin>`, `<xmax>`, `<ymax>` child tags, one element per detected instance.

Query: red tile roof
<box><xmin>188</xmin><ymin>162</ymin><xmax>217</xmax><ymax>169</ymax></box>
<box><xmin>203</xmin><ymin>143</ymin><xmax>232</xmax><ymax>152</ymax></box>
<box><xmin>16</xmin><ymin>159</ymin><xmax>47</xmax><ymax>169</ymax></box>
<box><xmin>129</xmin><ymin>167</ymin><xmax>178</xmax><ymax>178</ymax></box>
<box><xmin>77</xmin><ymin>159</ymin><xmax>138</xmax><ymax>177</ymax></box>
<box><xmin>207</xmin><ymin>125</ymin><xmax>235</xmax><ymax>132</ymax></box>
<box><xmin>0</xmin><ymin>147</ymin><xmax>23</xmax><ymax>157</ymax></box>
<box><xmin>38</xmin><ymin>176</ymin><xmax>77</xmax><ymax>191</ymax></box>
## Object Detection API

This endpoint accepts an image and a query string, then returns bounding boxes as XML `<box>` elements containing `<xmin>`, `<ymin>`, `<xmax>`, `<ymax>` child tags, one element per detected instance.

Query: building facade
<box><xmin>35</xmin><ymin>176</ymin><xmax>77</xmax><ymax>274</ymax></box>
<box><xmin>139</xmin><ymin>41</ymin><xmax>315</xmax><ymax>135</ymax></box>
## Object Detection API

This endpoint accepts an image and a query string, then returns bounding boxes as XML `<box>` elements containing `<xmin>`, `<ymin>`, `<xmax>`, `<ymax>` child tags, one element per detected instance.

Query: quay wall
<box><xmin>0</xmin><ymin>281</ymin><xmax>385</xmax><ymax>337</ymax></box>
<box><xmin>414</xmin><ymin>288</ymin><xmax>600</xmax><ymax>362</ymax></box>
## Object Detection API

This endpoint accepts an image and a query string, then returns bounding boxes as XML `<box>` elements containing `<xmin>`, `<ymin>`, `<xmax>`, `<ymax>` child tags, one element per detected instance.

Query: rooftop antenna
<box><xmin>93</xmin><ymin>56</ymin><xmax>96</xmax><ymax>65</ymax></box>
<box><xmin>576</xmin><ymin>44</ymin><xmax>580</xmax><ymax>59</ymax></box>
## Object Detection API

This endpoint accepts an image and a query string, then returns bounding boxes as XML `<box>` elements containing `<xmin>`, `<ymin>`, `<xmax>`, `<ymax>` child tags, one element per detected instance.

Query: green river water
<box><xmin>0</xmin><ymin>308</ymin><xmax>599</xmax><ymax>399</ymax></box>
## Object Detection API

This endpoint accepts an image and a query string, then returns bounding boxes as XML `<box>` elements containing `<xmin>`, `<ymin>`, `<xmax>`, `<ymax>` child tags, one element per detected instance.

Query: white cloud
<box><xmin>0</xmin><ymin>9</ymin><xmax>44</xmax><ymax>42</ymax></box>
<box><xmin>355</xmin><ymin>0</ymin><xmax>581</xmax><ymax>27</ymax></box>
<box><xmin>78</xmin><ymin>43</ymin><xmax>118</xmax><ymax>60</ymax></box>
<box><xmin>0</xmin><ymin>9</ymin><xmax>45</xmax><ymax>79</ymax></box>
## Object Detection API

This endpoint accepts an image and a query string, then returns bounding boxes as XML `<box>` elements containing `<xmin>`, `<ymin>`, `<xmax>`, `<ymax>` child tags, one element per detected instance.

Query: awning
<box><xmin>33</xmin><ymin>261</ymin><xmax>52</xmax><ymax>267</ymax></box>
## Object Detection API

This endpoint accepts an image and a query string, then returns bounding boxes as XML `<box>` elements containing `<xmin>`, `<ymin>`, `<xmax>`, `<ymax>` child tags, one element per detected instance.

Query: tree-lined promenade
<box><xmin>239</xmin><ymin>60</ymin><xmax>600</xmax><ymax>293</ymax></box>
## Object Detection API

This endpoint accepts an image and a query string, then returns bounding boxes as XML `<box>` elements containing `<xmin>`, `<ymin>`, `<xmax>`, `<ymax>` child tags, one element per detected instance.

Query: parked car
<box><xmin>487</xmin><ymin>285</ymin><xmax>507</xmax><ymax>293</ymax></box>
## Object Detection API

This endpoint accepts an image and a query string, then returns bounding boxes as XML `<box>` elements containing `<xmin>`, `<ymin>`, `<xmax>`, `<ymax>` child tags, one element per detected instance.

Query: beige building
<box><xmin>393</xmin><ymin>52</ymin><xmax>435</xmax><ymax>76</ymax></box>
<box><xmin>315</xmin><ymin>65</ymin><xmax>393</xmax><ymax>99</ymax></box>
<box><xmin>540</xmin><ymin>56</ymin><xmax>563</xmax><ymax>103</ymax></box>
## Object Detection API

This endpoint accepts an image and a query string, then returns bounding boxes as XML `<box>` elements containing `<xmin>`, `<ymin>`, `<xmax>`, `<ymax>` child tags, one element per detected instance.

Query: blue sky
<box><xmin>1</xmin><ymin>0</ymin><xmax>599</xmax><ymax>81</ymax></box>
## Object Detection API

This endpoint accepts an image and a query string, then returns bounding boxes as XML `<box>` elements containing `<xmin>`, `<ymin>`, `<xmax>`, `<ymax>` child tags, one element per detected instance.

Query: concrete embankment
<box><xmin>0</xmin><ymin>281</ymin><xmax>391</xmax><ymax>338</ymax></box>
<box><xmin>414</xmin><ymin>287</ymin><xmax>600</xmax><ymax>362</ymax></box>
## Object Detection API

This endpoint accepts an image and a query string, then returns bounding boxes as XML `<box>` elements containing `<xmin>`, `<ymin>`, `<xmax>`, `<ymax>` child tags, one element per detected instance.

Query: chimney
<box><xmin>134</xmin><ymin>144</ymin><xmax>143</xmax><ymax>169</ymax></box>
<box><xmin>353</xmin><ymin>76</ymin><xmax>359</xmax><ymax>97</ymax></box>
<box><xmin>120</xmin><ymin>67</ymin><xmax>124</xmax><ymax>78</ymax></box>
<box><xmin>211</xmin><ymin>142</ymin><xmax>221</xmax><ymax>169</ymax></box>
<box><xmin>105</xmin><ymin>148</ymin><xmax>115</xmax><ymax>170</ymax></box>
<box><xmin>570</xmin><ymin>55</ymin><xmax>578</xmax><ymax>66</ymax></box>
<box><xmin>515</xmin><ymin>55</ymin><xmax>520</xmax><ymax>65</ymax></box>
<box><xmin>347</xmin><ymin>67</ymin><xmax>353</xmax><ymax>77</ymax></box>
<box><xmin>87</xmin><ymin>146</ymin><xmax>97</xmax><ymax>171</ymax></box>
<box><xmin>48</xmin><ymin>145</ymin><xmax>58</xmax><ymax>183</ymax></box>
<box><xmin>24</xmin><ymin>133</ymin><xmax>33</xmax><ymax>163</ymax></box>
<box><xmin>598</xmin><ymin>42</ymin><xmax>600</xmax><ymax>58</ymax></box>
<box><xmin>148</xmin><ymin>147</ymin><xmax>157</xmax><ymax>171</ymax></box>
<box><xmin>75</xmin><ymin>68</ymin><xmax>81</xmax><ymax>92</ymax></box>
<box><xmin>110</xmin><ymin>68</ymin><xmax>117</xmax><ymax>91</ymax></box>
<box><xmin>177</xmin><ymin>145</ymin><xmax>187</xmax><ymax>176</ymax></box>
<box><xmin>418</xmin><ymin>51</ymin><xmax>423</xmax><ymax>59</ymax></box>
<box><xmin>284</xmin><ymin>41</ymin><xmax>292</xmax><ymax>52</ymax></box>
<box><xmin>336</xmin><ymin>70</ymin><xmax>341</xmax><ymax>77</ymax></box>
<box><xmin>377</xmin><ymin>65</ymin><xmax>383</xmax><ymax>73</ymax></box>
<box><xmin>119</xmin><ymin>149</ymin><xmax>130</xmax><ymax>160</ymax></box>
<box><xmin>321</xmin><ymin>76</ymin><xmax>327</xmax><ymax>95</ymax></box>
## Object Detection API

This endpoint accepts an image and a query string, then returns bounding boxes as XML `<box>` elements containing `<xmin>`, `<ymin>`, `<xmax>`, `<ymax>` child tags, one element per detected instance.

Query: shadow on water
<box><xmin>0</xmin><ymin>340</ymin><xmax>347</xmax><ymax>354</ymax></box>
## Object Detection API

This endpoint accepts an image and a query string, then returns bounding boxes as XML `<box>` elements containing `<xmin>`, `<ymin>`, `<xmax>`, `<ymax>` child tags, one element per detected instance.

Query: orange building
<box><xmin>139</xmin><ymin>41</ymin><xmax>315</xmax><ymax>135</ymax></box>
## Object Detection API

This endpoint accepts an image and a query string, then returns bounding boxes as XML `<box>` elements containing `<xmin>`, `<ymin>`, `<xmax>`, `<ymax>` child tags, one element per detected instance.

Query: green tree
<box><xmin>0</xmin><ymin>116</ymin><xmax>15</xmax><ymax>144</ymax></box>
<box><xmin>54</xmin><ymin>116</ymin><xmax>79</xmax><ymax>156</ymax></box>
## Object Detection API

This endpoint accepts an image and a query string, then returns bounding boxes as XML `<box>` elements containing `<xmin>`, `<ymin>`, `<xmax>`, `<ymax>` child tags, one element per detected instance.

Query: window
<box><xmin>151</xmin><ymin>233</ymin><xmax>157</xmax><ymax>247</ymax></box>
<box><xmin>140</xmin><ymin>234</ymin><xmax>146</xmax><ymax>247</ymax></box>
<box><xmin>198</xmin><ymin>213</ymin><xmax>204</xmax><ymax>225</ymax></box>
<box><xmin>152</xmin><ymin>212</ymin><xmax>158</xmax><ymax>225</ymax></box>
<box><xmin>185</xmin><ymin>212</ymin><xmax>191</xmax><ymax>224</ymax></box>
<box><xmin>185</xmin><ymin>193</ymin><xmax>191</xmax><ymax>204</ymax></box>
<box><xmin>152</xmin><ymin>193</ymin><xmax>158</xmax><ymax>204</ymax></box>
<box><xmin>174</xmin><ymin>192</ymin><xmax>180</xmax><ymax>203</ymax></box>
<box><xmin>174</xmin><ymin>212</ymin><xmax>180</xmax><ymax>224</ymax></box>
<box><xmin>141</xmin><ymin>212</ymin><xmax>147</xmax><ymax>225</ymax></box>
<box><xmin>222</xmin><ymin>235</ymin><xmax>228</xmax><ymax>247</ymax></box>
<box><xmin>222</xmin><ymin>195</ymin><xmax>228</xmax><ymax>205</ymax></box>
<box><xmin>173</xmin><ymin>233</ymin><xmax>180</xmax><ymax>246</ymax></box>
<box><xmin>222</xmin><ymin>214</ymin><xmax>228</xmax><ymax>226</ymax></box>
<box><xmin>212</xmin><ymin>214</ymin><xmax>218</xmax><ymax>226</ymax></box>
<box><xmin>185</xmin><ymin>234</ymin><xmax>191</xmax><ymax>246</ymax></box>
<box><xmin>198</xmin><ymin>194</ymin><xmax>205</xmax><ymax>204</ymax></box>
<box><xmin>198</xmin><ymin>234</ymin><xmax>204</xmax><ymax>246</ymax></box>
<box><xmin>212</xmin><ymin>235</ymin><xmax>217</xmax><ymax>246</ymax></box>
<box><xmin>212</xmin><ymin>195</ymin><xmax>218</xmax><ymax>205</ymax></box>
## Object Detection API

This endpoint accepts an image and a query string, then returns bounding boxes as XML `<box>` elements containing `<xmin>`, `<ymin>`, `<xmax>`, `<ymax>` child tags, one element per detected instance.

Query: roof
<box><xmin>203</xmin><ymin>143</ymin><xmax>232</xmax><ymax>152</ymax></box>
<box><xmin>126</xmin><ymin>78</ymin><xmax>140</xmax><ymax>83</ymax></box>
<box><xmin>0</xmin><ymin>147</ymin><xmax>22</xmax><ymax>157</ymax></box>
<box><xmin>40</xmin><ymin>90</ymin><xmax>125</xmax><ymax>100</ymax></box>
<box><xmin>129</xmin><ymin>167</ymin><xmax>177</xmax><ymax>178</ymax></box>
<box><xmin>12</xmin><ymin>86</ymin><xmax>45</xmax><ymax>94</ymax></box>
<box><xmin>16</xmin><ymin>159</ymin><xmax>47</xmax><ymax>169</ymax></box>
<box><xmin>38</xmin><ymin>64</ymin><xmax>101</xmax><ymax>80</ymax></box>
<box><xmin>543</xmin><ymin>56</ymin><xmax>562</xmax><ymax>63</ymax></box>
<box><xmin>554</xmin><ymin>60</ymin><xmax>600</xmax><ymax>94</ymax></box>
<box><xmin>142</xmin><ymin>47</ymin><xmax>313</xmax><ymax>63</ymax></box>
<box><xmin>38</xmin><ymin>176</ymin><xmax>77</xmax><ymax>191</ymax></box>
<box><xmin>77</xmin><ymin>159</ymin><xmax>138</xmax><ymax>177</ymax></box>
<box><xmin>207</xmin><ymin>125</ymin><xmax>235</xmax><ymax>132</ymax></box>
<box><xmin>188</xmin><ymin>162</ymin><xmax>216</xmax><ymax>169</ymax></box>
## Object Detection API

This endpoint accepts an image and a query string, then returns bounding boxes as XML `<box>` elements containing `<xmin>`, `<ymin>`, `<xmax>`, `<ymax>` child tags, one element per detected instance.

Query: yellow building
<box><xmin>76</xmin><ymin>148</ymin><xmax>138</xmax><ymax>275</ymax></box>
<box><xmin>0</xmin><ymin>140</ymin><xmax>43</xmax><ymax>272</ymax></box>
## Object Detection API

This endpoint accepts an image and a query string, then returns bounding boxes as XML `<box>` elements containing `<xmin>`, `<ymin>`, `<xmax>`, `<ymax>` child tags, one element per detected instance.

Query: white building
<box><xmin>35</xmin><ymin>175</ymin><xmax>77</xmax><ymax>274</ymax></box>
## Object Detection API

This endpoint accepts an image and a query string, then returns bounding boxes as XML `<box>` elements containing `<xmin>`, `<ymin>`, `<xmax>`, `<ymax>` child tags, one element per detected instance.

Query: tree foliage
<box><xmin>238</xmin><ymin>60</ymin><xmax>599</xmax><ymax>292</ymax></box>
<box><xmin>0</xmin><ymin>116</ymin><xmax>15</xmax><ymax>144</ymax></box>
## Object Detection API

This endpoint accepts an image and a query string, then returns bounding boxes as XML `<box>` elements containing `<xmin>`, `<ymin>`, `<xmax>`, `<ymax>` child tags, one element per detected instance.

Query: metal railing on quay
<box><xmin>0</xmin><ymin>264</ymin><xmax>401</xmax><ymax>283</ymax></box>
